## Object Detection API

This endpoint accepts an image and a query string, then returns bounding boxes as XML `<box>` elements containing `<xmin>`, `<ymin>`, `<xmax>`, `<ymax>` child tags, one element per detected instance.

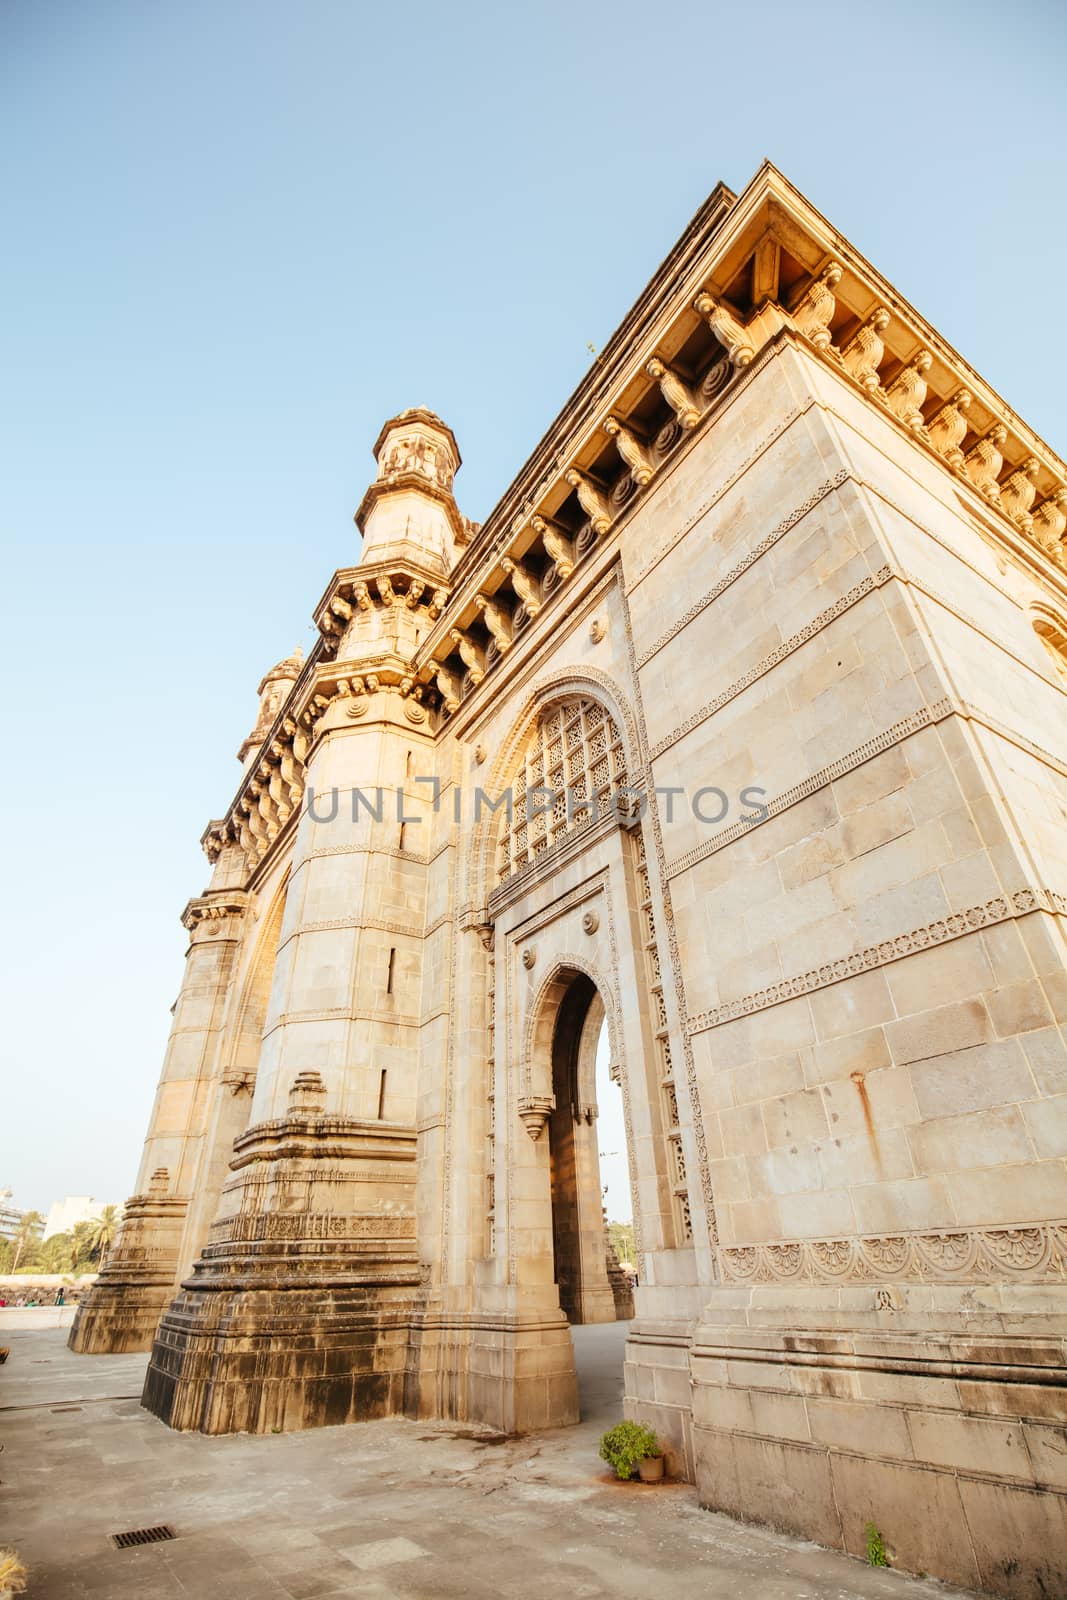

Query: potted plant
<box><xmin>598</xmin><ymin>1420</ymin><xmax>665</xmax><ymax>1482</ymax></box>
<box><xmin>0</xmin><ymin>1549</ymin><xmax>28</xmax><ymax>1599</ymax></box>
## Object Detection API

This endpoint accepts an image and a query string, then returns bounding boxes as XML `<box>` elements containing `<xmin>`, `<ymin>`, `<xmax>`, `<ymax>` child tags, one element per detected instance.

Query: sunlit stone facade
<box><xmin>71</xmin><ymin>164</ymin><xmax>1067</xmax><ymax>1596</ymax></box>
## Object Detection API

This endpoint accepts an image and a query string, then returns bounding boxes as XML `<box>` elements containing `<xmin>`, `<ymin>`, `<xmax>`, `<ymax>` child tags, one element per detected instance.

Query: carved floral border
<box><xmin>688</xmin><ymin>885</ymin><xmax>1067</xmax><ymax>1032</ymax></box>
<box><xmin>720</xmin><ymin>1220</ymin><xmax>1067</xmax><ymax>1285</ymax></box>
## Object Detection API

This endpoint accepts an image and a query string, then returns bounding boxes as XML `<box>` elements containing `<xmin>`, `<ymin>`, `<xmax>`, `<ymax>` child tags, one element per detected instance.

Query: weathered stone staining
<box><xmin>70</xmin><ymin>166</ymin><xmax>1067</xmax><ymax>1597</ymax></box>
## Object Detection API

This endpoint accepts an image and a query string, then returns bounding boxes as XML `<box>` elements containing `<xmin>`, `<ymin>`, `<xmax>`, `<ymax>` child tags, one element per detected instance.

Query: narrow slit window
<box><xmin>386</xmin><ymin>947</ymin><xmax>396</xmax><ymax>995</ymax></box>
<box><xmin>377</xmin><ymin>1069</ymin><xmax>387</xmax><ymax>1120</ymax></box>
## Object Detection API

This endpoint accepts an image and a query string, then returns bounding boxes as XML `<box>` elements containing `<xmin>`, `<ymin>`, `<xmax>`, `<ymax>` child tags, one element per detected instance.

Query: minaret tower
<box><xmin>134</xmin><ymin>412</ymin><xmax>467</xmax><ymax>1432</ymax></box>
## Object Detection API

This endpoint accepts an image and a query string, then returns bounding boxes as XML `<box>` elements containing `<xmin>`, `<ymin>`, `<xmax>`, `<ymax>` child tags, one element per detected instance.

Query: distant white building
<box><xmin>0</xmin><ymin>1188</ymin><xmax>24</xmax><ymax>1242</ymax></box>
<box><xmin>43</xmin><ymin>1196</ymin><xmax>118</xmax><ymax>1240</ymax></box>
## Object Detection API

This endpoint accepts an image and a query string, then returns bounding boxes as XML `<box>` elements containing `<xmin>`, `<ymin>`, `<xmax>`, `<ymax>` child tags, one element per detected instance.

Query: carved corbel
<box><xmin>530</xmin><ymin>514</ymin><xmax>574</xmax><ymax>579</ymax></box>
<box><xmin>428</xmin><ymin>587</ymin><xmax>449</xmax><ymax>619</ymax></box>
<box><xmin>1032</xmin><ymin>489</ymin><xmax>1067</xmax><ymax>558</ymax></box>
<box><xmin>474</xmin><ymin>592</ymin><xmax>514</xmax><ymax>655</ymax></box>
<box><xmin>500</xmin><ymin>556</ymin><xmax>542</xmax><ymax>616</ymax></box>
<box><xmin>448</xmin><ymin>628</ymin><xmax>484</xmax><ymax>685</ymax></box>
<box><xmin>646</xmin><ymin>357</ymin><xmax>701</xmax><ymax>430</ymax></box>
<box><xmin>926</xmin><ymin>388</ymin><xmax>973</xmax><ymax>468</ymax></box>
<box><xmin>255</xmin><ymin>778</ymin><xmax>280</xmax><ymax>842</ymax></box>
<box><xmin>604</xmin><ymin>416</ymin><xmax>655</xmax><ymax>486</ymax></box>
<box><xmin>352</xmin><ymin>581</ymin><xmax>373</xmax><ymax>611</ymax></box>
<box><xmin>518</xmin><ymin>1093</ymin><xmax>555</xmax><ymax>1141</ymax></box>
<box><xmin>268</xmin><ymin>762</ymin><xmax>291</xmax><ymax>824</ymax></box>
<box><xmin>276</xmin><ymin>739</ymin><xmax>302</xmax><ymax>807</ymax></box>
<box><xmin>563</xmin><ymin>469</ymin><xmax>612</xmax><ymax>535</ymax></box>
<box><xmin>693</xmin><ymin>291</ymin><xmax>755</xmax><ymax>368</ymax></box>
<box><xmin>839</xmin><ymin>306</ymin><xmax>890</xmax><ymax>392</ymax></box>
<box><xmin>964</xmin><ymin>425</ymin><xmax>1008</xmax><ymax>501</ymax></box>
<box><xmin>434</xmin><ymin>661</ymin><xmax>462</xmax><ymax>713</ymax></box>
<box><xmin>285</xmin><ymin>718</ymin><xmax>309</xmax><ymax>767</ymax></box>
<box><xmin>376</xmin><ymin>574</ymin><xmax>397</xmax><ymax>606</ymax></box>
<box><xmin>364</xmin><ymin>674</ymin><xmax>380</xmax><ymax>694</ymax></box>
<box><xmin>245</xmin><ymin>791</ymin><xmax>270</xmax><ymax>856</ymax></box>
<box><xmin>236</xmin><ymin>802</ymin><xmax>256</xmax><ymax>863</ymax></box>
<box><xmin>405</xmin><ymin>580</ymin><xmax>425</xmax><ymax>608</ymax></box>
<box><xmin>330</xmin><ymin>595</ymin><xmax>353</xmax><ymax>622</ymax></box>
<box><xmin>883</xmin><ymin>349</ymin><xmax>932</xmax><ymax>431</ymax></box>
<box><xmin>999</xmin><ymin>457</ymin><xmax>1042</xmax><ymax>531</ymax></box>
<box><xmin>792</xmin><ymin>261</ymin><xmax>843</xmax><ymax>349</ymax></box>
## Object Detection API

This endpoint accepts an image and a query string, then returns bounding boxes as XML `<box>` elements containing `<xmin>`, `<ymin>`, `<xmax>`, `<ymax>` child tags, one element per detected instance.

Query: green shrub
<box><xmin>598</xmin><ymin>1421</ymin><xmax>661</xmax><ymax>1480</ymax></box>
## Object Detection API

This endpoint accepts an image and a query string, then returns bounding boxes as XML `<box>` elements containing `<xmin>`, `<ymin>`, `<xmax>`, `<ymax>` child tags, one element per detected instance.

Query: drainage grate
<box><xmin>111</xmin><ymin>1526</ymin><xmax>176</xmax><ymax>1550</ymax></box>
<box><xmin>51</xmin><ymin>1405</ymin><xmax>82</xmax><ymax>1413</ymax></box>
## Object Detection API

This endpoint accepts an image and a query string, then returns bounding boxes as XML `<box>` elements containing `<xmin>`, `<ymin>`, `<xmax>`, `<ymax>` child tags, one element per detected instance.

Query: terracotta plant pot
<box><xmin>637</xmin><ymin>1454</ymin><xmax>665</xmax><ymax>1483</ymax></box>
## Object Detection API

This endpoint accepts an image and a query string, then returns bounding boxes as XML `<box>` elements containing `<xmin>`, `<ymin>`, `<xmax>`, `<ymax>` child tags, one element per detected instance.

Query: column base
<box><xmin>143</xmin><ymin>1279</ymin><xmax>422</xmax><ymax>1433</ymax></box>
<box><xmin>689</xmin><ymin>1283</ymin><xmax>1067</xmax><ymax>1599</ymax></box>
<box><xmin>67</xmin><ymin>1184</ymin><xmax>188</xmax><ymax>1355</ymax></box>
<box><xmin>142</xmin><ymin>1100</ymin><xmax>426</xmax><ymax>1434</ymax></box>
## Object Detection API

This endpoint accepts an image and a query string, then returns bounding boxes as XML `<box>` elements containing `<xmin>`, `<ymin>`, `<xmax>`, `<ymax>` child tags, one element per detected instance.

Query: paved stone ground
<box><xmin>0</xmin><ymin>1324</ymin><xmax>977</xmax><ymax>1599</ymax></box>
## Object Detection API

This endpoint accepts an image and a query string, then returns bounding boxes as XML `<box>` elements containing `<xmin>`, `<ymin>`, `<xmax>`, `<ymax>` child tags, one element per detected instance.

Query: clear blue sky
<box><xmin>1</xmin><ymin>0</ymin><xmax>1064</xmax><ymax>1214</ymax></box>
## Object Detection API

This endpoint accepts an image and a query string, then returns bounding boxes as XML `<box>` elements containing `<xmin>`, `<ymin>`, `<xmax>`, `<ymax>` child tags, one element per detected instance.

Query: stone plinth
<box><xmin>142</xmin><ymin>1098</ymin><xmax>422</xmax><ymax>1433</ymax></box>
<box><xmin>68</xmin><ymin>1181</ymin><xmax>188</xmax><ymax>1355</ymax></box>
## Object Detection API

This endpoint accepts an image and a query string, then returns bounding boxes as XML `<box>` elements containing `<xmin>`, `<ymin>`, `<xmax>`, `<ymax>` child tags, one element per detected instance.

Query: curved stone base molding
<box><xmin>142</xmin><ymin>1102</ymin><xmax>424</xmax><ymax>1434</ymax></box>
<box><xmin>68</xmin><ymin>1179</ymin><xmax>189</xmax><ymax>1355</ymax></box>
<box><xmin>688</xmin><ymin>1285</ymin><xmax>1067</xmax><ymax>1599</ymax></box>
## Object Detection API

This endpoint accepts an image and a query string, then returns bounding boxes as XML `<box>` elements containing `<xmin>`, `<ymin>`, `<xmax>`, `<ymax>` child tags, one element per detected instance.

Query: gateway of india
<box><xmin>72</xmin><ymin>165</ymin><xmax>1067</xmax><ymax>1594</ymax></box>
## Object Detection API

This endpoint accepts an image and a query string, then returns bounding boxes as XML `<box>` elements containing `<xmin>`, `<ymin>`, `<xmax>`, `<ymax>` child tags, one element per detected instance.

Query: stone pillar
<box><xmin>69</xmin><ymin>882</ymin><xmax>247</xmax><ymax>1354</ymax></box>
<box><xmin>141</xmin><ymin>689</ymin><xmax>431</xmax><ymax>1432</ymax></box>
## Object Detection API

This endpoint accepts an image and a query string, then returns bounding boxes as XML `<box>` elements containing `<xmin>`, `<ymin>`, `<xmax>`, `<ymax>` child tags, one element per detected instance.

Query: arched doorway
<box><xmin>545</xmin><ymin>969</ymin><xmax>634</xmax><ymax>1326</ymax></box>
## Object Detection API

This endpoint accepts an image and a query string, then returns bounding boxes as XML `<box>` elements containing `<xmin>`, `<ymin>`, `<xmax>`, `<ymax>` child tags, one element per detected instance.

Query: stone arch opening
<box><xmin>538</xmin><ymin>965</ymin><xmax>634</xmax><ymax>1326</ymax></box>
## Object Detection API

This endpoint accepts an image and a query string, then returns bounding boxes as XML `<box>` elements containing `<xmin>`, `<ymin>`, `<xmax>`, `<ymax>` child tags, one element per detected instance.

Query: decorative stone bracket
<box><xmin>518</xmin><ymin>1094</ymin><xmax>555</xmax><ymax>1140</ymax></box>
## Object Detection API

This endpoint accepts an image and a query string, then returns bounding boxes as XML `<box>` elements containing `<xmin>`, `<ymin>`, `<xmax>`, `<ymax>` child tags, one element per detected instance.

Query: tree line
<box><xmin>0</xmin><ymin>1205</ymin><xmax>121</xmax><ymax>1276</ymax></box>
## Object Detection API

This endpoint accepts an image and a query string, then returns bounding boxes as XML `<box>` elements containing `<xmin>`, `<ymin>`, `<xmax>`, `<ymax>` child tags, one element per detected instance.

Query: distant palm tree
<box><xmin>70</xmin><ymin>1220</ymin><xmax>95</xmax><ymax>1272</ymax></box>
<box><xmin>10</xmin><ymin>1211</ymin><xmax>44</xmax><ymax>1272</ymax></box>
<box><xmin>85</xmin><ymin>1205</ymin><xmax>121</xmax><ymax>1264</ymax></box>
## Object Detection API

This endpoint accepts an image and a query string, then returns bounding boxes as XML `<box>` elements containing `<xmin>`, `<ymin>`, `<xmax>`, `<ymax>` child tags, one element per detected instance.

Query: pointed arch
<box><xmin>522</xmin><ymin>952</ymin><xmax>623</xmax><ymax>1105</ymax></box>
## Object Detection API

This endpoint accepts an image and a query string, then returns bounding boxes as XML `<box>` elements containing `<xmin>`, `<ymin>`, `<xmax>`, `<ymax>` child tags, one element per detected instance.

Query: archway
<box><xmin>545</xmin><ymin>970</ymin><xmax>633</xmax><ymax>1326</ymax></box>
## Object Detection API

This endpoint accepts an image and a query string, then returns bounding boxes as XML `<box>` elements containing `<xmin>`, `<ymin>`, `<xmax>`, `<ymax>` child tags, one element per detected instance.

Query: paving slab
<box><xmin>0</xmin><ymin>1324</ymin><xmax>978</xmax><ymax>1598</ymax></box>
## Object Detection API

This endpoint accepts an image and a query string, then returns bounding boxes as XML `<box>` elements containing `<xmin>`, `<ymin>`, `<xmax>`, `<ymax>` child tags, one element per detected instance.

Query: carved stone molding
<box><xmin>720</xmin><ymin>1220</ymin><xmax>1067</xmax><ymax>1285</ymax></box>
<box><xmin>689</xmin><ymin>885</ymin><xmax>1067</xmax><ymax>1032</ymax></box>
<box><xmin>665</xmin><ymin>699</ymin><xmax>954</xmax><ymax>878</ymax></box>
<box><xmin>650</xmin><ymin>564</ymin><xmax>895</xmax><ymax>760</ymax></box>
<box><xmin>636</xmin><ymin>469</ymin><xmax>851</xmax><ymax>668</ymax></box>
